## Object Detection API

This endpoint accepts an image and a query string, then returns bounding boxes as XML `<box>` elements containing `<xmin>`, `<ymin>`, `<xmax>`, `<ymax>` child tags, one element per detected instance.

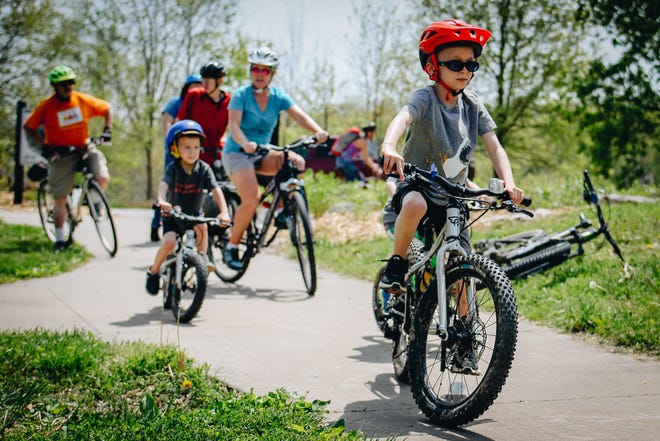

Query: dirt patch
<box><xmin>313</xmin><ymin>211</ymin><xmax>387</xmax><ymax>244</ymax></box>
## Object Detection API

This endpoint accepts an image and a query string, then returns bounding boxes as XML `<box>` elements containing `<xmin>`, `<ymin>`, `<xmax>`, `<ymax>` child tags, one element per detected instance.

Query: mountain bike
<box><xmin>373</xmin><ymin>162</ymin><xmax>533</xmax><ymax>427</ymax></box>
<box><xmin>156</xmin><ymin>207</ymin><xmax>228</xmax><ymax>323</ymax></box>
<box><xmin>473</xmin><ymin>170</ymin><xmax>627</xmax><ymax>280</ymax></box>
<box><xmin>207</xmin><ymin>137</ymin><xmax>319</xmax><ymax>295</ymax></box>
<box><xmin>37</xmin><ymin>139</ymin><xmax>118</xmax><ymax>257</ymax></box>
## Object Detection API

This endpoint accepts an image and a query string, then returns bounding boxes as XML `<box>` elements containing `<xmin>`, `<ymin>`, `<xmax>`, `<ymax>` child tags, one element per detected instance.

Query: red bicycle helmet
<box><xmin>419</xmin><ymin>20</ymin><xmax>491</xmax><ymax>82</ymax></box>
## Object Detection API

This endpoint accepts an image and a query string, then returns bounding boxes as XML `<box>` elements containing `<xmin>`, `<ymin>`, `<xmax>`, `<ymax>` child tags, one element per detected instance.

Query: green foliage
<box><xmin>304</xmin><ymin>171</ymin><xmax>390</xmax><ymax>217</ymax></box>
<box><xmin>0</xmin><ymin>221</ymin><xmax>90</xmax><ymax>283</ymax></box>
<box><xmin>0</xmin><ymin>329</ymin><xmax>366</xmax><ymax>440</ymax></box>
<box><xmin>572</xmin><ymin>0</ymin><xmax>660</xmax><ymax>187</ymax></box>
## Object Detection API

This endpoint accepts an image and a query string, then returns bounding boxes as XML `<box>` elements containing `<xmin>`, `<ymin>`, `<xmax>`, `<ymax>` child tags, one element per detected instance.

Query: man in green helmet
<box><xmin>24</xmin><ymin>65</ymin><xmax>113</xmax><ymax>251</ymax></box>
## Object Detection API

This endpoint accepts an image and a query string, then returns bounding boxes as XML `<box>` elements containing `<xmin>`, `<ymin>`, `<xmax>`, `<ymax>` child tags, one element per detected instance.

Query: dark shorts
<box><xmin>390</xmin><ymin>181</ymin><xmax>471</xmax><ymax>253</ymax></box>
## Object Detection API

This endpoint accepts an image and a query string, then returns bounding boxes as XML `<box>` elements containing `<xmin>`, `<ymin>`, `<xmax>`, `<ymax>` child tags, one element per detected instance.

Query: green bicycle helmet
<box><xmin>48</xmin><ymin>65</ymin><xmax>77</xmax><ymax>84</ymax></box>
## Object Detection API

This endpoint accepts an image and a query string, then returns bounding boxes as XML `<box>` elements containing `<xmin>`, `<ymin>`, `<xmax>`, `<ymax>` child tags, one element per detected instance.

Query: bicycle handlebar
<box><xmin>385</xmin><ymin>160</ymin><xmax>532</xmax><ymax>207</ymax></box>
<box><xmin>243</xmin><ymin>136</ymin><xmax>319</xmax><ymax>157</ymax></box>
<box><xmin>152</xmin><ymin>205</ymin><xmax>231</xmax><ymax>228</ymax></box>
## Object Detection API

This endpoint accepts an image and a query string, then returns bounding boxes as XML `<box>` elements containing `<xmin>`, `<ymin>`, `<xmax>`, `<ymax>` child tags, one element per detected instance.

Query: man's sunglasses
<box><xmin>251</xmin><ymin>66</ymin><xmax>272</xmax><ymax>75</ymax></box>
<box><xmin>437</xmin><ymin>60</ymin><xmax>480</xmax><ymax>73</ymax></box>
<box><xmin>56</xmin><ymin>80</ymin><xmax>76</xmax><ymax>87</ymax></box>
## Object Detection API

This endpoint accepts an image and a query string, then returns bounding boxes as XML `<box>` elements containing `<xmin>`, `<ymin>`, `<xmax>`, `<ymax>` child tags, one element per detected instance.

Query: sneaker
<box><xmin>274</xmin><ymin>211</ymin><xmax>288</xmax><ymax>229</ymax></box>
<box><xmin>450</xmin><ymin>350</ymin><xmax>481</xmax><ymax>375</ymax></box>
<box><xmin>53</xmin><ymin>237</ymin><xmax>73</xmax><ymax>252</ymax></box>
<box><xmin>145</xmin><ymin>271</ymin><xmax>160</xmax><ymax>295</ymax></box>
<box><xmin>150</xmin><ymin>227</ymin><xmax>160</xmax><ymax>242</ymax></box>
<box><xmin>379</xmin><ymin>255</ymin><xmax>408</xmax><ymax>294</ymax></box>
<box><xmin>222</xmin><ymin>247</ymin><xmax>243</xmax><ymax>271</ymax></box>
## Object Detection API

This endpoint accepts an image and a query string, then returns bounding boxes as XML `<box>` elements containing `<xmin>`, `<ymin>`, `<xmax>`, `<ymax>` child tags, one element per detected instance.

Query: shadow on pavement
<box><xmin>206</xmin><ymin>283</ymin><xmax>313</xmax><ymax>303</ymax></box>
<box><xmin>340</xmin><ymin>374</ymin><xmax>497</xmax><ymax>441</ymax></box>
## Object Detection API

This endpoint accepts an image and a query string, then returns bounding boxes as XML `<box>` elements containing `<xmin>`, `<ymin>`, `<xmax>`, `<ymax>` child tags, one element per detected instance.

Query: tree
<box><xmin>347</xmin><ymin>0</ymin><xmax>419</xmax><ymax>135</ymax></box>
<box><xmin>414</xmin><ymin>0</ymin><xmax>588</xmax><ymax>153</ymax></box>
<box><xmin>572</xmin><ymin>0</ymin><xmax>659</xmax><ymax>187</ymax></box>
<box><xmin>75</xmin><ymin>0</ymin><xmax>238</xmax><ymax>201</ymax></box>
<box><xmin>0</xmin><ymin>0</ymin><xmax>79</xmax><ymax>189</ymax></box>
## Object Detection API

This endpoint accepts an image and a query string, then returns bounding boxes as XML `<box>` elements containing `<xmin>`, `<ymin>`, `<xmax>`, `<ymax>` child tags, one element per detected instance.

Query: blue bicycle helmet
<box><xmin>166</xmin><ymin>120</ymin><xmax>206</xmax><ymax>157</ymax></box>
<box><xmin>184</xmin><ymin>73</ymin><xmax>202</xmax><ymax>86</ymax></box>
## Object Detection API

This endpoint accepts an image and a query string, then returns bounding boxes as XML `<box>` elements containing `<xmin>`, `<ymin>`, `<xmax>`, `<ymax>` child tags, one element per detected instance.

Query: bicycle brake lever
<box><xmin>503</xmin><ymin>201</ymin><xmax>534</xmax><ymax>217</ymax></box>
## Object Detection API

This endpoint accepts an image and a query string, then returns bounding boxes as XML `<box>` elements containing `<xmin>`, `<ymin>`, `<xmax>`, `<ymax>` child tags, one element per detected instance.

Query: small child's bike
<box><xmin>157</xmin><ymin>208</ymin><xmax>228</xmax><ymax>323</ymax></box>
<box><xmin>372</xmin><ymin>162</ymin><xmax>532</xmax><ymax>427</ymax></box>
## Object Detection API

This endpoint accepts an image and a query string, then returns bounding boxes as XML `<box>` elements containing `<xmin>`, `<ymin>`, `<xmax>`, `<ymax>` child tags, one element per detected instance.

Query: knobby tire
<box><xmin>501</xmin><ymin>241</ymin><xmax>571</xmax><ymax>279</ymax></box>
<box><xmin>409</xmin><ymin>254</ymin><xmax>518</xmax><ymax>427</ymax></box>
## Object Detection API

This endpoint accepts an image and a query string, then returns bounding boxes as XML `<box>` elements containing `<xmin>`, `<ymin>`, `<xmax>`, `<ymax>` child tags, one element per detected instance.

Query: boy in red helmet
<box><xmin>379</xmin><ymin>20</ymin><xmax>525</xmax><ymax>373</ymax></box>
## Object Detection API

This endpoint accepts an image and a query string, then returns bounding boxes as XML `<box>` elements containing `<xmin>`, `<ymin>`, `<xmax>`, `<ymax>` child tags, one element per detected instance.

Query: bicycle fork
<box><xmin>409</xmin><ymin>205</ymin><xmax>471</xmax><ymax>341</ymax></box>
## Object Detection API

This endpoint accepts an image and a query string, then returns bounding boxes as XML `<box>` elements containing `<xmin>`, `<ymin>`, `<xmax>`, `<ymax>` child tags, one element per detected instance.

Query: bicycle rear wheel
<box><xmin>37</xmin><ymin>179</ymin><xmax>72</xmax><ymax>243</ymax></box>
<box><xmin>86</xmin><ymin>180</ymin><xmax>118</xmax><ymax>257</ymax></box>
<box><xmin>288</xmin><ymin>191</ymin><xmax>316</xmax><ymax>295</ymax></box>
<box><xmin>208</xmin><ymin>193</ymin><xmax>253</xmax><ymax>282</ymax></box>
<box><xmin>409</xmin><ymin>254</ymin><xmax>518</xmax><ymax>427</ymax></box>
<box><xmin>171</xmin><ymin>253</ymin><xmax>207</xmax><ymax>324</ymax></box>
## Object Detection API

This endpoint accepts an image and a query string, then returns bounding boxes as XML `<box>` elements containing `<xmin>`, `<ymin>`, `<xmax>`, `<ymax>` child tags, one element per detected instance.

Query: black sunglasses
<box><xmin>56</xmin><ymin>80</ymin><xmax>76</xmax><ymax>87</ymax></box>
<box><xmin>437</xmin><ymin>60</ymin><xmax>480</xmax><ymax>73</ymax></box>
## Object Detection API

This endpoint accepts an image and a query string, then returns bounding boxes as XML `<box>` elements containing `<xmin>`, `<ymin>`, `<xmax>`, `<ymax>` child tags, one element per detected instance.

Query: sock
<box><xmin>55</xmin><ymin>228</ymin><xmax>64</xmax><ymax>242</ymax></box>
<box><xmin>226</xmin><ymin>243</ymin><xmax>237</xmax><ymax>250</ymax></box>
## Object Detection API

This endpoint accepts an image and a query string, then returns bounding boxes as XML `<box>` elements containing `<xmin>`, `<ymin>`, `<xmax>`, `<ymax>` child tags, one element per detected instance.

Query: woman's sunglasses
<box><xmin>251</xmin><ymin>66</ymin><xmax>272</xmax><ymax>75</ymax></box>
<box><xmin>437</xmin><ymin>60</ymin><xmax>480</xmax><ymax>73</ymax></box>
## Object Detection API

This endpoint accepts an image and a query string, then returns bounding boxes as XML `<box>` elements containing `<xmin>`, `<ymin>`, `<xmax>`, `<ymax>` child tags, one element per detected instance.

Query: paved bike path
<box><xmin>1</xmin><ymin>207</ymin><xmax>658</xmax><ymax>441</ymax></box>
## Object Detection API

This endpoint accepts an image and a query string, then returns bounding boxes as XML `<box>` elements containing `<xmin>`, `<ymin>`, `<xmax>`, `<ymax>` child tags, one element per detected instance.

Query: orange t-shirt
<box><xmin>24</xmin><ymin>91</ymin><xmax>110</xmax><ymax>147</ymax></box>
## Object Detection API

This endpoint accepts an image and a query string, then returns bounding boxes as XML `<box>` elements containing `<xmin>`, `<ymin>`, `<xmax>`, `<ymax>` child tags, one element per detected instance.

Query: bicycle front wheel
<box><xmin>409</xmin><ymin>254</ymin><xmax>518</xmax><ymax>427</ymax></box>
<box><xmin>86</xmin><ymin>180</ymin><xmax>118</xmax><ymax>257</ymax></box>
<box><xmin>37</xmin><ymin>179</ymin><xmax>72</xmax><ymax>243</ymax></box>
<box><xmin>208</xmin><ymin>192</ymin><xmax>253</xmax><ymax>282</ymax></box>
<box><xmin>288</xmin><ymin>191</ymin><xmax>316</xmax><ymax>295</ymax></box>
<box><xmin>171</xmin><ymin>253</ymin><xmax>207</xmax><ymax>324</ymax></box>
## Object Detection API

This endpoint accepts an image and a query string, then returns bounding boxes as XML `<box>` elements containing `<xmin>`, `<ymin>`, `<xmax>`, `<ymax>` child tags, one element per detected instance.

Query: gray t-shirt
<box><xmin>401</xmin><ymin>86</ymin><xmax>496</xmax><ymax>184</ymax></box>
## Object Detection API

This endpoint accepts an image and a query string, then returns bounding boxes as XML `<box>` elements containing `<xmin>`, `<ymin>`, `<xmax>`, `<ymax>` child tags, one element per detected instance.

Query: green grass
<box><xmin>0</xmin><ymin>221</ymin><xmax>91</xmax><ymax>283</ymax></box>
<box><xmin>0</xmin><ymin>329</ymin><xmax>366</xmax><ymax>440</ymax></box>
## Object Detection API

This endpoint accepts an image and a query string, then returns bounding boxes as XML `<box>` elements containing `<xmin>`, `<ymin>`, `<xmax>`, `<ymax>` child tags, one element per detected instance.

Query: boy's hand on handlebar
<box><xmin>381</xmin><ymin>149</ymin><xmax>405</xmax><ymax>181</ymax></box>
<box><xmin>505</xmin><ymin>184</ymin><xmax>524</xmax><ymax>205</ymax></box>
<box><xmin>158</xmin><ymin>201</ymin><xmax>173</xmax><ymax>216</ymax></box>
